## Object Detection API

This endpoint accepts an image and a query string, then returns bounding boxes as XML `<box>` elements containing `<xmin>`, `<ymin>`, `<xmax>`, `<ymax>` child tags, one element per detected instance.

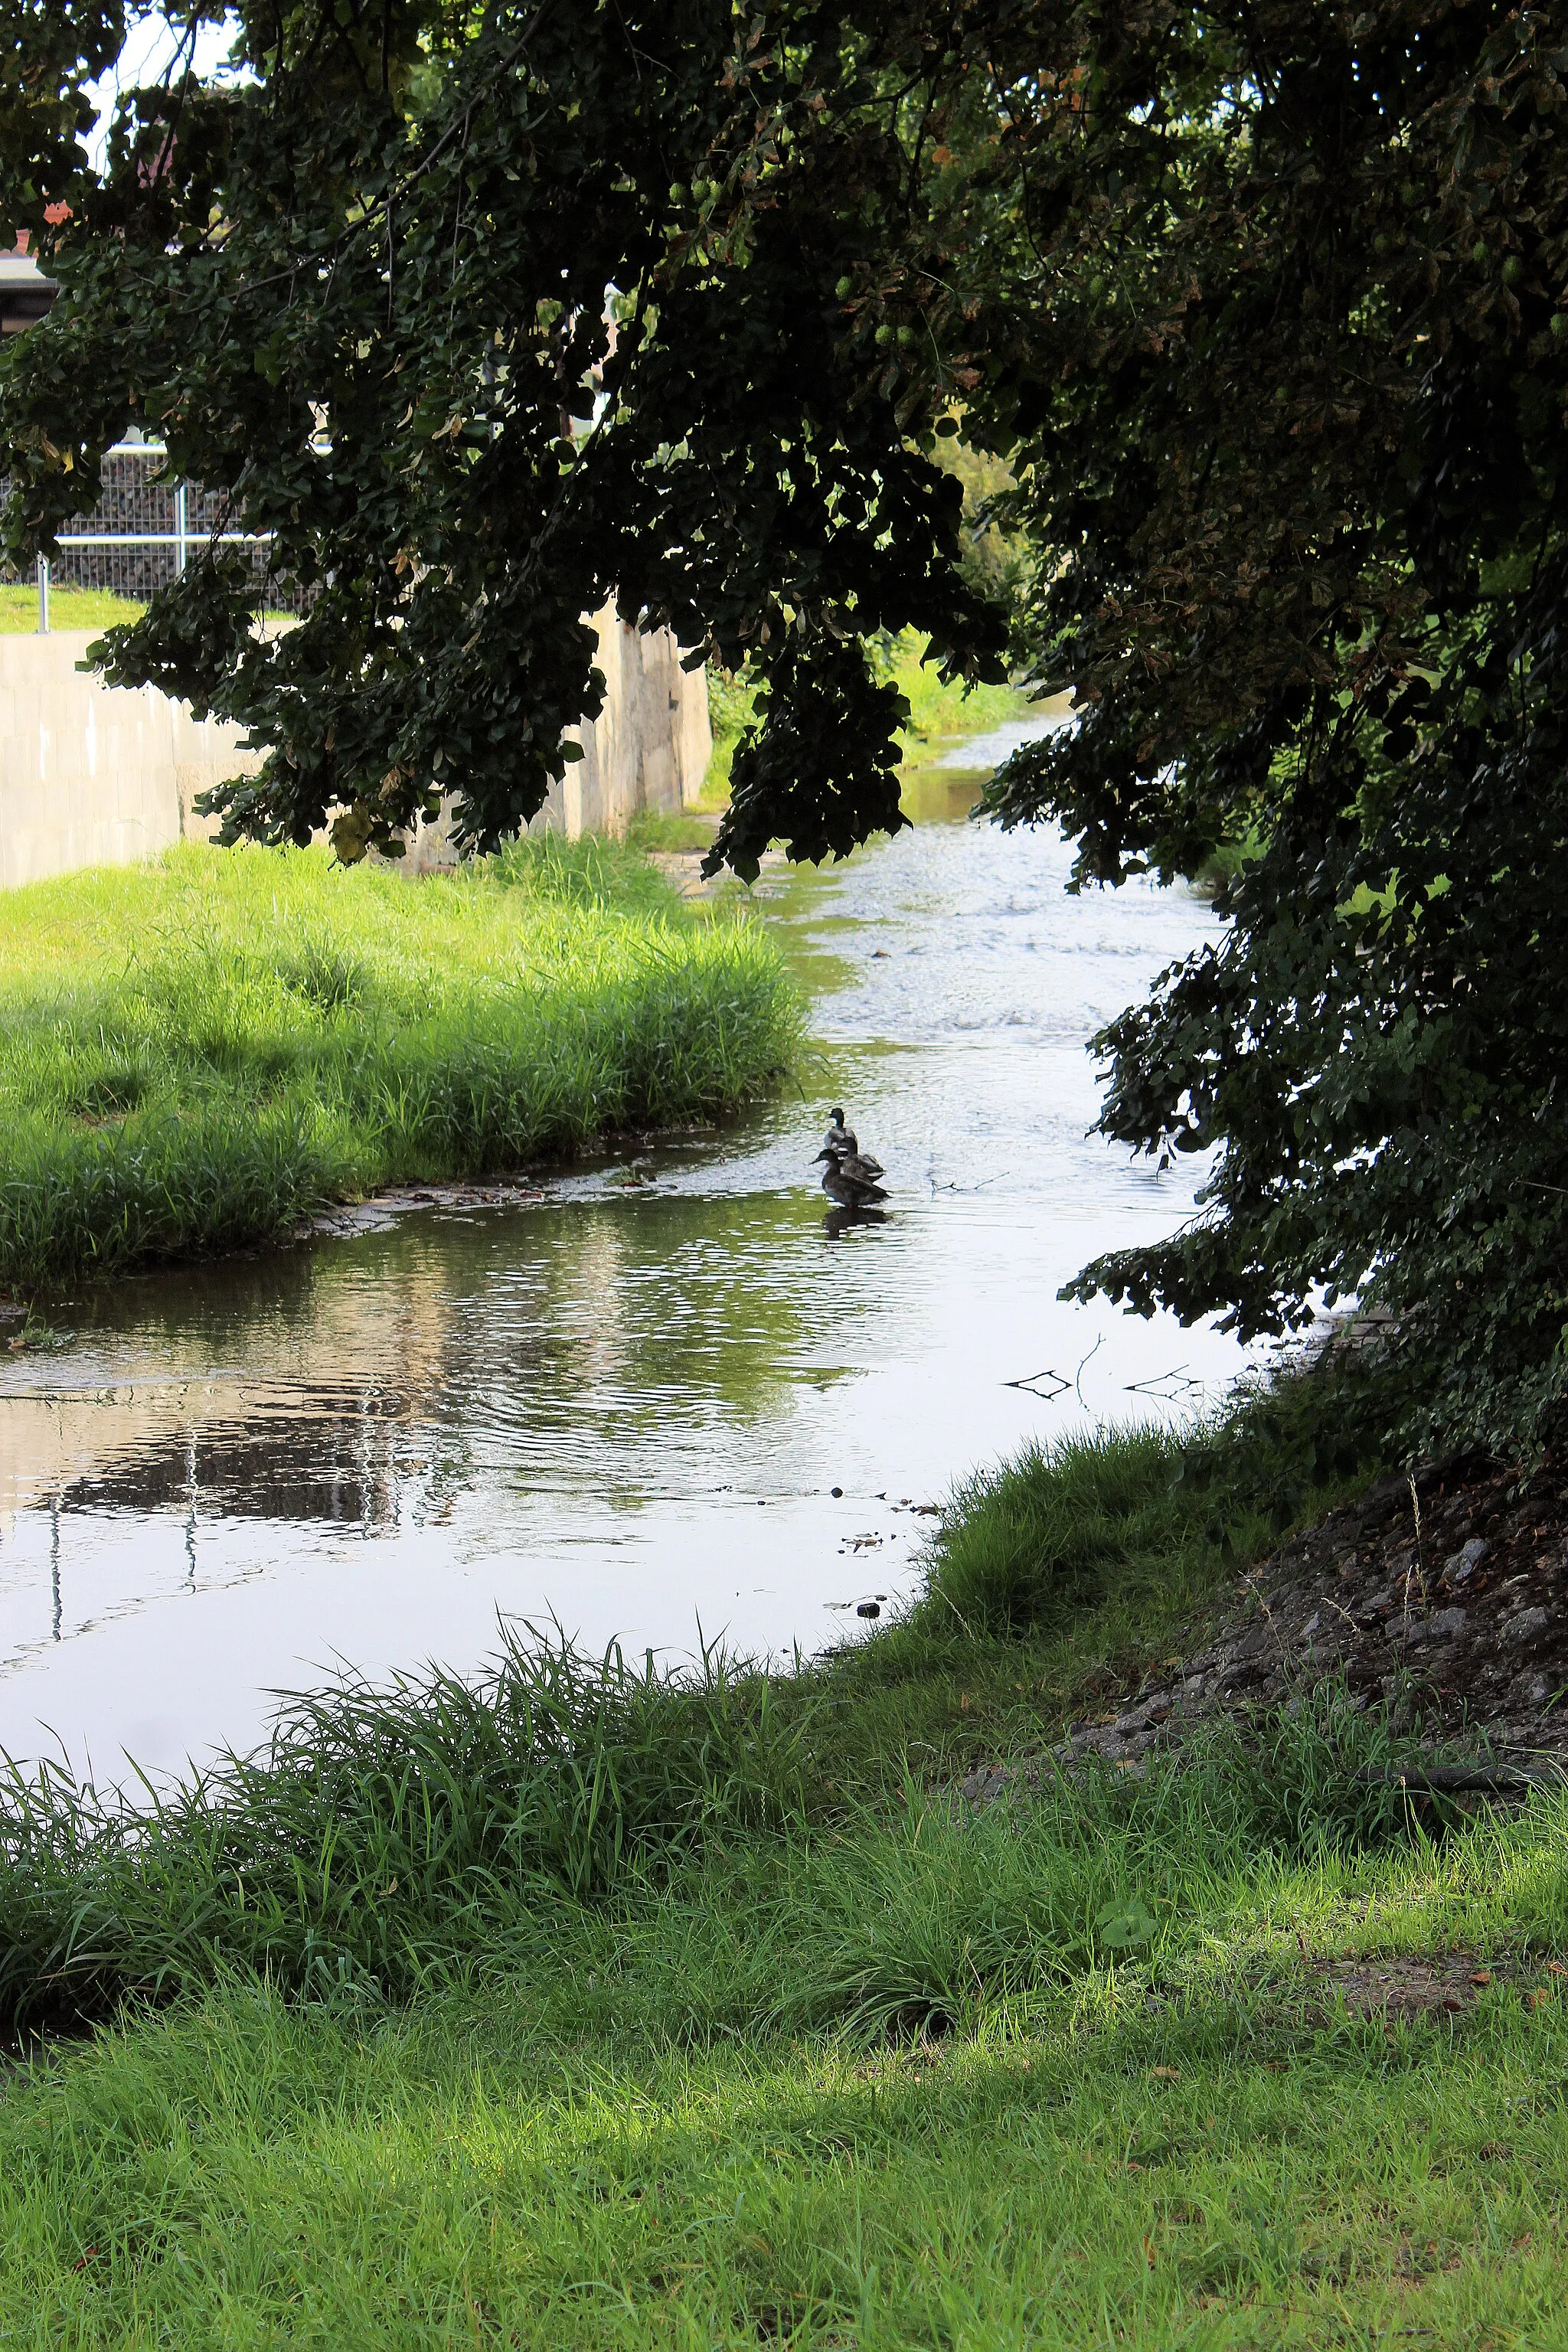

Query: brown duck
<box><xmin>815</xmin><ymin>1111</ymin><xmax>888</xmax><ymax>1205</ymax></box>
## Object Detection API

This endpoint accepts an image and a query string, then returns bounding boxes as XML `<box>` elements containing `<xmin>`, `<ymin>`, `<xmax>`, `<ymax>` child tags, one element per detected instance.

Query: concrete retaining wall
<box><xmin>0</xmin><ymin>635</ymin><xmax>187</xmax><ymax>890</ymax></box>
<box><xmin>0</xmin><ymin>603</ymin><xmax>711</xmax><ymax>892</ymax></box>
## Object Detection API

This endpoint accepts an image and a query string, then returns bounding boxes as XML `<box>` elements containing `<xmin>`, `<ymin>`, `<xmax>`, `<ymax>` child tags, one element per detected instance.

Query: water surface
<box><xmin>0</xmin><ymin>769</ymin><xmax>1249</xmax><ymax>1773</ymax></box>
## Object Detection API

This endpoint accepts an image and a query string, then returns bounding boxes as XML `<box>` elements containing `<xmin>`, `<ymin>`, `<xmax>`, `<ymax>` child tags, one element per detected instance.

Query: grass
<box><xmin>0</xmin><ymin>582</ymin><xmax>148</xmax><ymax>634</ymax></box>
<box><xmin>8</xmin><ymin>1370</ymin><xmax>1568</xmax><ymax>2342</ymax></box>
<box><xmin>626</xmin><ymin>807</ymin><xmax>720</xmax><ymax>854</ymax></box>
<box><xmin>6</xmin><ymin>1953</ymin><xmax>1568</xmax><ymax>2349</ymax></box>
<box><xmin>0</xmin><ymin>835</ymin><xmax>799</xmax><ymax>1292</ymax></box>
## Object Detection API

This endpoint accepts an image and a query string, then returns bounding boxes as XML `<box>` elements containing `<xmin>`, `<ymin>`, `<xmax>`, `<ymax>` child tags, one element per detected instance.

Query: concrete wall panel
<box><xmin>0</xmin><ymin>608</ymin><xmax>711</xmax><ymax>890</ymax></box>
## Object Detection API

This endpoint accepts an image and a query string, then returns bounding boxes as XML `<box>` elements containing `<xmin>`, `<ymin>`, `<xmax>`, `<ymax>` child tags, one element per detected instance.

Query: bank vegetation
<box><xmin>4</xmin><ymin>1367</ymin><xmax>1568</xmax><ymax>2343</ymax></box>
<box><xmin>0</xmin><ymin>837</ymin><xmax>799</xmax><ymax>1292</ymax></box>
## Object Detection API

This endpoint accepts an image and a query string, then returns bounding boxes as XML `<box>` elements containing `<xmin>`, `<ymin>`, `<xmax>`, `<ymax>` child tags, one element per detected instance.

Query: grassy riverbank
<box><xmin>6</xmin><ymin>1374</ymin><xmax>1568</xmax><ymax>2341</ymax></box>
<box><xmin>0</xmin><ymin>837</ymin><xmax>799</xmax><ymax>1292</ymax></box>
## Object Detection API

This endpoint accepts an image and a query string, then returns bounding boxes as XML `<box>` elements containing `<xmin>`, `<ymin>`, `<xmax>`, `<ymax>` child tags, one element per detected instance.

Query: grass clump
<box><xmin>807</xmin><ymin>1364</ymin><xmax>1383</xmax><ymax>1795</ymax></box>
<box><xmin>0</xmin><ymin>1630</ymin><xmax>814</xmax><ymax>2034</ymax></box>
<box><xmin>918</xmin><ymin>1375</ymin><xmax>1375</xmax><ymax>1643</ymax></box>
<box><xmin>0</xmin><ymin>836</ymin><xmax>799</xmax><ymax>1289</ymax></box>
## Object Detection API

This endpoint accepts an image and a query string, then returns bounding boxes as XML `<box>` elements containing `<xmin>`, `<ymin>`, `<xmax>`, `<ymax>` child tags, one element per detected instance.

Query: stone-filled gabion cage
<box><xmin>4</xmin><ymin>439</ymin><xmax>314</xmax><ymax>620</ymax></box>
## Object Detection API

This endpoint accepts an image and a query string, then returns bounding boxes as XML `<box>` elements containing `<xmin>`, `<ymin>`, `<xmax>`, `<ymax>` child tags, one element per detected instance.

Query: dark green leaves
<box><xmin>0</xmin><ymin>0</ymin><xmax>1008</xmax><ymax>864</ymax></box>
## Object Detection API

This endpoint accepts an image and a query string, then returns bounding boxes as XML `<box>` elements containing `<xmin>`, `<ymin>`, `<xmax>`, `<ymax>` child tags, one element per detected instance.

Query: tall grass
<box><xmin>0</xmin><ymin>1645</ymin><xmax>1493</xmax><ymax>2046</ymax></box>
<box><xmin>0</xmin><ymin>837</ymin><xmax>799</xmax><ymax>1287</ymax></box>
<box><xmin>0</xmin><ymin>1628</ymin><xmax>815</xmax><ymax>2034</ymax></box>
<box><xmin>915</xmin><ymin>1371</ymin><xmax>1380</xmax><ymax>1642</ymax></box>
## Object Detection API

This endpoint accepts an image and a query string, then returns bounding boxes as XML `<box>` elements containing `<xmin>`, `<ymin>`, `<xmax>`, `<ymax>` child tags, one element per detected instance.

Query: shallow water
<box><xmin>0</xmin><ymin>758</ymin><xmax>1250</xmax><ymax>1775</ymax></box>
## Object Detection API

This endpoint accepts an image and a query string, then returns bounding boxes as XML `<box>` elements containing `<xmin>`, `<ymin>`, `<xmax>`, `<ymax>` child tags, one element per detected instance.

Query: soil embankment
<box><xmin>985</xmin><ymin>1457</ymin><xmax>1568</xmax><ymax>1795</ymax></box>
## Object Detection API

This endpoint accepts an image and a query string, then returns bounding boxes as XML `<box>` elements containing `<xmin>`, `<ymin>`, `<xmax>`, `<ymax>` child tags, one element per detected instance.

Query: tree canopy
<box><xmin>966</xmin><ymin>0</ymin><xmax>1568</xmax><ymax>1460</ymax></box>
<box><xmin>0</xmin><ymin>0</ymin><xmax>1011</xmax><ymax>872</ymax></box>
<box><xmin>5</xmin><ymin>0</ymin><xmax>1568</xmax><ymax>1457</ymax></box>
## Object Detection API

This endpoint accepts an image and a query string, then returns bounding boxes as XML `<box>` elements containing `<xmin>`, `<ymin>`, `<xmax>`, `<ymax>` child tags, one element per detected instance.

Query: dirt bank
<box><xmin>964</xmin><ymin>1453</ymin><xmax>1568</xmax><ymax>1799</ymax></box>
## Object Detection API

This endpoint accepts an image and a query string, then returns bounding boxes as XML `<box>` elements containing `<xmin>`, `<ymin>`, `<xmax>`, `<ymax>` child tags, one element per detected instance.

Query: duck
<box><xmin>815</xmin><ymin>1147</ymin><xmax>889</xmax><ymax>1207</ymax></box>
<box><xmin>823</xmin><ymin>1107</ymin><xmax>858</xmax><ymax>1161</ymax></box>
<box><xmin>823</xmin><ymin>1109</ymin><xmax>885</xmax><ymax>1185</ymax></box>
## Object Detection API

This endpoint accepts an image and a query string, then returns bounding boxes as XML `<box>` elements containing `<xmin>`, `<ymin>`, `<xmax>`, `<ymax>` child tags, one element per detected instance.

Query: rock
<box><xmin>1446</xmin><ymin>1537</ymin><xmax>1490</xmax><ymax>1583</ymax></box>
<box><xmin>1511</xmin><ymin>1671</ymin><xmax>1552</xmax><ymax>1711</ymax></box>
<box><xmin>1110</xmin><ymin>1694</ymin><xmax>1172</xmax><ymax>1735</ymax></box>
<box><xmin>1403</xmin><ymin>1606</ymin><xmax>1468</xmax><ymax>1646</ymax></box>
<box><xmin>1504</xmin><ymin>1606</ymin><xmax>1551</xmax><ymax>1645</ymax></box>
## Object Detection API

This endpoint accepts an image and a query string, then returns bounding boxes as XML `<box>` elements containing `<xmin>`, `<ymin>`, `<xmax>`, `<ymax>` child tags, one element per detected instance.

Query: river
<box><xmin>0</xmin><ymin>741</ymin><xmax>1253</xmax><ymax>1776</ymax></box>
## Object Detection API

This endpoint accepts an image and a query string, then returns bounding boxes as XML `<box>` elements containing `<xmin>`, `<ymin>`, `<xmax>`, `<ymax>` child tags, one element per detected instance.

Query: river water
<box><xmin>0</xmin><ymin>747</ymin><xmax>1252</xmax><ymax>1776</ymax></box>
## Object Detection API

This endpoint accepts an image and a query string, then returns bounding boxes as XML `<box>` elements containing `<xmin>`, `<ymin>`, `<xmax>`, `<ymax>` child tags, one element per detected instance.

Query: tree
<box><xmin>8</xmin><ymin>1</ymin><xmax>1568</xmax><ymax>1457</ymax></box>
<box><xmin>0</xmin><ymin>0</ymin><xmax>1010</xmax><ymax>875</ymax></box>
<box><xmin>963</xmin><ymin>1</ymin><xmax>1568</xmax><ymax>1459</ymax></box>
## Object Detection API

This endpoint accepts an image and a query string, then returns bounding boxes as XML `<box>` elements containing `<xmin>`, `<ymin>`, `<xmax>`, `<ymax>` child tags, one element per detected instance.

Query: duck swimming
<box><xmin>816</xmin><ymin>1106</ymin><xmax>888</xmax><ymax>1207</ymax></box>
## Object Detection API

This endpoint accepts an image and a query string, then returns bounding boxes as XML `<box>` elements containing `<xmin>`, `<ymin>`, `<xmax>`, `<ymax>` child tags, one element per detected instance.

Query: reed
<box><xmin>0</xmin><ymin>837</ymin><xmax>799</xmax><ymax>1288</ymax></box>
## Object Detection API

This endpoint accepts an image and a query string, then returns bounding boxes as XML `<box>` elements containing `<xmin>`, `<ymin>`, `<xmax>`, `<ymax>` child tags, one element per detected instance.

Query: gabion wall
<box><xmin>2</xmin><ymin>443</ymin><xmax>314</xmax><ymax>614</ymax></box>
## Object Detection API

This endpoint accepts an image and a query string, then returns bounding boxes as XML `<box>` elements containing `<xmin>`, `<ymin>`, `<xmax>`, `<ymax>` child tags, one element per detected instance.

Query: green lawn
<box><xmin>0</xmin><ymin>837</ymin><xmax>799</xmax><ymax>1291</ymax></box>
<box><xmin>0</xmin><ymin>582</ymin><xmax>147</xmax><ymax>634</ymax></box>
<box><xmin>5</xmin><ymin>1383</ymin><xmax>1567</xmax><ymax>2344</ymax></box>
<box><xmin>4</xmin><ymin>1925</ymin><xmax>1566</xmax><ymax>2350</ymax></box>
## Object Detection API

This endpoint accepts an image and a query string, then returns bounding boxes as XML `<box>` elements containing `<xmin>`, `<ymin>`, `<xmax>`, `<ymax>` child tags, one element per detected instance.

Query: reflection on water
<box><xmin>0</xmin><ymin>764</ymin><xmax>1248</xmax><ymax>1772</ymax></box>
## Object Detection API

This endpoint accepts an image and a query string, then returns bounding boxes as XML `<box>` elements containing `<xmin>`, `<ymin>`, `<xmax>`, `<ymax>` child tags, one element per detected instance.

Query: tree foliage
<box><xmin>6</xmin><ymin>2</ymin><xmax>1568</xmax><ymax>1452</ymax></box>
<box><xmin>963</xmin><ymin>0</ymin><xmax>1568</xmax><ymax>1457</ymax></box>
<box><xmin>0</xmin><ymin>0</ymin><xmax>1008</xmax><ymax>876</ymax></box>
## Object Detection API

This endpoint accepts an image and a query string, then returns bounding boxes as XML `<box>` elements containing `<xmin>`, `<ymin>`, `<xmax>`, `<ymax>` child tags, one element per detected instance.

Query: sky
<box><xmin>84</xmin><ymin>11</ymin><xmax>243</xmax><ymax>173</ymax></box>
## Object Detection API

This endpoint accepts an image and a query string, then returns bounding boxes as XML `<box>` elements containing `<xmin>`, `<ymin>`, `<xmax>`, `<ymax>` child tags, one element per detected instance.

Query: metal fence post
<box><xmin>174</xmin><ymin>482</ymin><xmax>188</xmax><ymax>577</ymax></box>
<box><xmin>35</xmin><ymin>554</ymin><xmax>49</xmax><ymax>633</ymax></box>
